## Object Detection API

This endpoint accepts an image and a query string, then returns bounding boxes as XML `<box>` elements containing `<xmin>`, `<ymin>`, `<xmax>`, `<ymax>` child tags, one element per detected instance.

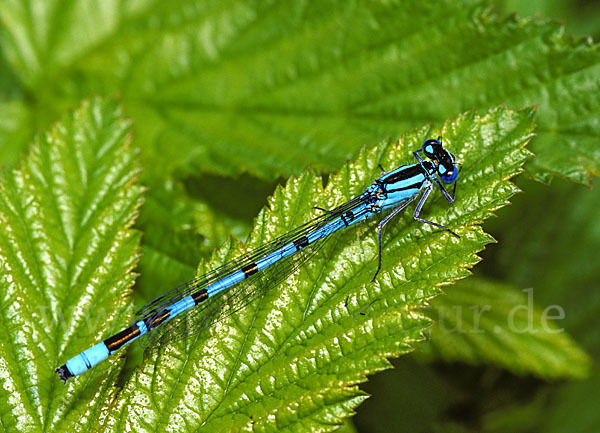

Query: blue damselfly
<box><xmin>56</xmin><ymin>138</ymin><xmax>460</xmax><ymax>383</ymax></box>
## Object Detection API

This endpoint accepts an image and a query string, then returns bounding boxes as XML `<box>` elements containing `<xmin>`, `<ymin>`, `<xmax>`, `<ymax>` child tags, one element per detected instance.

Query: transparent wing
<box><xmin>139</xmin><ymin>233</ymin><xmax>327</xmax><ymax>349</ymax></box>
<box><xmin>136</xmin><ymin>195</ymin><xmax>367</xmax><ymax>348</ymax></box>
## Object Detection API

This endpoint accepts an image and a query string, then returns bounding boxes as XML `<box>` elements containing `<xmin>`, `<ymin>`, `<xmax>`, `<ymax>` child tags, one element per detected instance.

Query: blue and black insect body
<box><xmin>56</xmin><ymin>138</ymin><xmax>460</xmax><ymax>383</ymax></box>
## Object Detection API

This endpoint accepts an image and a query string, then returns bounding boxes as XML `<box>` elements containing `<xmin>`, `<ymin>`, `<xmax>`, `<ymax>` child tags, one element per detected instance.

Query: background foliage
<box><xmin>0</xmin><ymin>0</ymin><xmax>598</xmax><ymax>432</ymax></box>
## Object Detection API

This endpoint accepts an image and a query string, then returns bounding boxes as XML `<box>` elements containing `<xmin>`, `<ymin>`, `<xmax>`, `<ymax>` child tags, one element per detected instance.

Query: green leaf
<box><xmin>0</xmin><ymin>0</ymin><xmax>597</xmax><ymax>185</ymax></box>
<box><xmin>474</xmin><ymin>174</ymin><xmax>600</xmax><ymax>433</ymax></box>
<box><xmin>0</xmin><ymin>49</ymin><xmax>32</xmax><ymax>168</ymax></box>
<box><xmin>134</xmin><ymin>175</ymin><xmax>265</xmax><ymax>306</ymax></box>
<box><xmin>134</xmin><ymin>180</ymin><xmax>211</xmax><ymax>306</ymax></box>
<box><xmin>0</xmin><ymin>98</ymin><xmax>143</xmax><ymax>432</ymax></box>
<box><xmin>483</xmin><ymin>178</ymin><xmax>600</xmax><ymax>354</ymax></box>
<box><xmin>421</xmin><ymin>277</ymin><xmax>591</xmax><ymax>379</ymax></box>
<box><xmin>336</xmin><ymin>419</ymin><xmax>360</xmax><ymax>433</ymax></box>
<box><xmin>102</xmin><ymin>107</ymin><xmax>533</xmax><ymax>432</ymax></box>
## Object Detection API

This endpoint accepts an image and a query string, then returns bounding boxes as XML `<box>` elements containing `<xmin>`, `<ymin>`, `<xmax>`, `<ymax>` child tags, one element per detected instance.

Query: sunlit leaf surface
<box><xmin>102</xmin><ymin>107</ymin><xmax>533</xmax><ymax>432</ymax></box>
<box><xmin>0</xmin><ymin>98</ymin><xmax>143</xmax><ymax>432</ymax></box>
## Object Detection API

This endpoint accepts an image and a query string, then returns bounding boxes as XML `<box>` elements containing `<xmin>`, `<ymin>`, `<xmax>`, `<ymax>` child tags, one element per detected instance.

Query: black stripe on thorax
<box><xmin>382</xmin><ymin>164</ymin><xmax>425</xmax><ymax>184</ymax></box>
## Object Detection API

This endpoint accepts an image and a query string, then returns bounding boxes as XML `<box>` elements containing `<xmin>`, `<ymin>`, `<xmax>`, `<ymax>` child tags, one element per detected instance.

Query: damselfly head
<box><xmin>438</xmin><ymin>158</ymin><xmax>458</xmax><ymax>184</ymax></box>
<box><xmin>422</xmin><ymin>138</ymin><xmax>459</xmax><ymax>184</ymax></box>
<box><xmin>421</xmin><ymin>138</ymin><xmax>442</xmax><ymax>158</ymax></box>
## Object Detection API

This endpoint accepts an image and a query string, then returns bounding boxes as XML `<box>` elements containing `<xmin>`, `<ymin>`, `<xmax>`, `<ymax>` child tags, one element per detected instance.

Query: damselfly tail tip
<box><xmin>55</xmin><ymin>365</ymin><xmax>73</xmax><ymax>384</ymax></box>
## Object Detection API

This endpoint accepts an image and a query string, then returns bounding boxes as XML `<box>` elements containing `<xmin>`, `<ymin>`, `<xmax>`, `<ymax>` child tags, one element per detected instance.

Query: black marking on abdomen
<box><xmin>192</xmin><ymin>288</ymin><xmax>209</xmax><ymax>305</ymax></box>
<box><xmin>104</xmin><ymin>325</ymin><xmax>141</xmax><ymax>352</ymax></box>
<box><xmin>242</xmin><ymin>263</ymin><xmax>258</xmax><ymax>278</ymax></box>
<box><xmin>294</xmin><ymin>236</ymin><xmax>309</xmax><ymax>249</ymax></box>
<box><xmin>147</xmin><ymin>308</ymin><xmax>171</xmax><ymax>329</ymax></box>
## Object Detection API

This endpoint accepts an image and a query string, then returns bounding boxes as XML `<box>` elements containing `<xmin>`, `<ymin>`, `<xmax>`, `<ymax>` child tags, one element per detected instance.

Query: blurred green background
<box><xmin>0</xmin><ymin>0</ymin><xmax>599</xmax><ymax>431</ymax></box>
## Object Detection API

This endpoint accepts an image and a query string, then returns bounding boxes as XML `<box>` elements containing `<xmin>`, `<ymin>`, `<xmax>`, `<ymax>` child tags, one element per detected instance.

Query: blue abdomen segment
<box><xmin>256</xmin><ymin>242</ymin><xmax>297</xmax><ymax>271</ymax></box>
<box><xmin>164</xmin><ymin>295</ymin><xmax>196</xmax><ymax>320</ymax></box>
<box><xmin>63</xmin><ymin>342</ymin><xmax>109</xmax><ymax>376</ymax></box>
<box><xmin>56</xmin><ymin>319</ymin><xmax>150</xmax><ymax>382</ymax></box>
<box><xmin>205</xmin><ymin>270</ymin><xmax>245</xmax><ymax>297</ymax></box>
